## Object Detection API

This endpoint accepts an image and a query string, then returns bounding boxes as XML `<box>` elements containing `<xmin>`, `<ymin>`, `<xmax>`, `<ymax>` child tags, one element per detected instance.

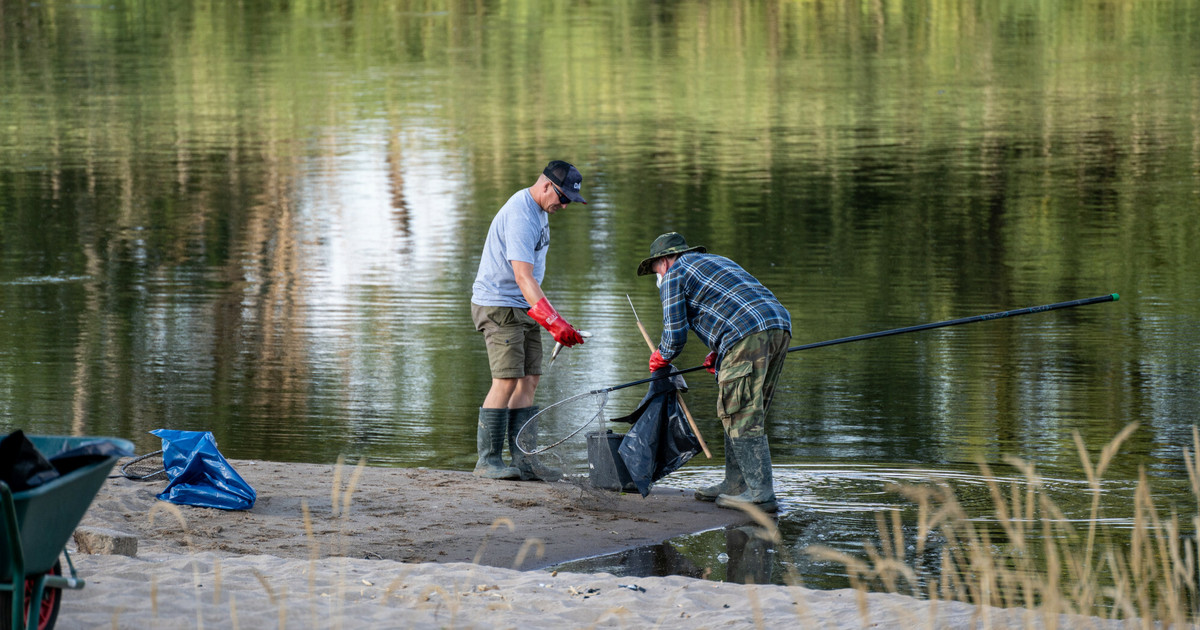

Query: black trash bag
<box><xmin>611</xmin><ymin>365</ymin><xmax>702</xmax><ymax>497</ymax></box>
<box><xmin>0</xmin><ymin>429</ymin><xmax>60</xmax><ymax>491</ymax></box>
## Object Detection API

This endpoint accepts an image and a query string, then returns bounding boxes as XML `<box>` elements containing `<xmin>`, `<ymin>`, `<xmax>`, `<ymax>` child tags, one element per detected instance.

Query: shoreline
<box><xmin>80</xmin><ymin>459</ymin><xmax>756</xmax><ymax>570</ymax></box>
<box><xmin>61</xmin><ymin>458</ymin><xmax>1132</xmax><ymax>628</ymax></box>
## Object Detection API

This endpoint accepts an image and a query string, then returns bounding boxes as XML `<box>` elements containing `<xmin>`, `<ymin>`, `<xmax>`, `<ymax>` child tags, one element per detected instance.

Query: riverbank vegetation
<box><xmin>796</xmin><ymin>423</ymin><xmax>1198</xmax><ymax>625</ymax></box>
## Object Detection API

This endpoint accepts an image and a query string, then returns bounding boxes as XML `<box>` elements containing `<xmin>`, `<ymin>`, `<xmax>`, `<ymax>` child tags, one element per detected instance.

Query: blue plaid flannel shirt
<box><xmin>657</xmin><ymin>253</ymin><xmax>791</xmax><ymax>365</ymax></box>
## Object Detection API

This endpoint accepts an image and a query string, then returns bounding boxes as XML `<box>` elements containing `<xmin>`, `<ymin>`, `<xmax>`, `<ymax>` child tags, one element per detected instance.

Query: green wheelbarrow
<box><xmin>1</xmin><ymin>435</ymin><xmax>133</xmax><ymax>630</ymax></box>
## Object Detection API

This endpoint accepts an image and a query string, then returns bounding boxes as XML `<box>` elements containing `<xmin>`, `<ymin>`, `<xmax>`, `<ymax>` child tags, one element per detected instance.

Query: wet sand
<box><xmin>57</xmin><ymin>459</ymin><xmax>1131</xmax><ymax>628</ymax></box>
<box><xmin>79</xmin><ymin>459</ymin><xmax>754</xmax><ymax>569</ymax></box>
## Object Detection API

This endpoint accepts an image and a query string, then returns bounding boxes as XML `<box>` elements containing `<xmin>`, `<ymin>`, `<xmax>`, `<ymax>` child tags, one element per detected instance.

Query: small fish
<box><xmin>549</xmin><ymin>330</ymin><xmax>592</xmax><ymax>366</ymax></box>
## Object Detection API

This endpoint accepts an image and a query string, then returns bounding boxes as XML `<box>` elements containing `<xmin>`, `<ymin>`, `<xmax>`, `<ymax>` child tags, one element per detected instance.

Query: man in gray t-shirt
<box><xmin>469</xmin><ymin>160</ymin><xmax>587</xmax><ymax>481</ymax></box>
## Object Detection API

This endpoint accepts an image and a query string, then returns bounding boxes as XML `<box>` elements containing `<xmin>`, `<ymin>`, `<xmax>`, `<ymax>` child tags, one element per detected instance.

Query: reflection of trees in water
<box><xmin>214</xmin><ymin>146</ymin><xmax>311</xmax><ymax>425</ymax></box>
<box><xmin>72</xmin><ymin>167</ymin><xmax>105</xmax><ymax>436</ymax></box>
<box><xmin>387</xmin><ymin>130</ymin><xmax>412</xmax><ymax>252</ymax></box>
<box><xmin>2</xmin><ymin>0</ymin><xmax>1196</xmax><ymax>466</ymax></box>
<box><xmin>21</xmin><ymin>96</ymin><xmax>422</xmax><ymax>454</ymax></box>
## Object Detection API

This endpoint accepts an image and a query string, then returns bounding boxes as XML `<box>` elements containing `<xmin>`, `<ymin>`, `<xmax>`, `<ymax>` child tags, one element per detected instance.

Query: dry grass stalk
<box><xmin>512</xmin><ymin>537</ymin><xmax>546</xmax><ymax>569</ymax></box>
<box><xmin>807</xmin><ymin>422</ymin><xmax>1198</xmax><ymax>626</ymax></box>
<box><xmin>472</xmin><ymin>517</ymin><xmax>516</xmax><ymax>565</ymax></box>
<box><xmin>148</xmin><ymin>501</ymin><xmax>206</xmax><ymax>629</ymax></box>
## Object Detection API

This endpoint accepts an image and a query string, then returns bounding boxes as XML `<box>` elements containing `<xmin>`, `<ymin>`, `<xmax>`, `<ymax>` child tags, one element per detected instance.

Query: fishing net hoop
<box><xmin>119</xmin><ymin>449</ymin><xmax>167</xmax><ymax>481</ymax></box>
<box><xmin>513</xmin><ymin>367</ymin><xmax>690</xmax><ymax>458</ymax></box>
<box><xmin>514</xmin><ymin>389</ymin><xmax>610</xmax><ymax>456</ymax></box>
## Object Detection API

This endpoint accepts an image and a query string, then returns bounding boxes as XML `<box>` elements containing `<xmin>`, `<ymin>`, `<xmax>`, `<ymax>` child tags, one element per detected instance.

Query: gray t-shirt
<box><xmin>471</xmin><ymin>188</ymin><xmax>549</xmax><ymax>308</ymax></box>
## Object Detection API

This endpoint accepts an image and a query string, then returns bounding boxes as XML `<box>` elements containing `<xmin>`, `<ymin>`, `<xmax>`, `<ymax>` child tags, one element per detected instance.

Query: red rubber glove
<box><xmin>703</xmin><ymin>351</ymin><xmax>717</xmax><ymax>374</ymax></box>
<box><xmin>649</xmin><ymin>349</ymin><xmax>671</xmax><ymax>373</ymax></box>
<box><xmin>527</xmin><ymin>297</ymin><xmax>584</xmax><ymax>347</ymax></box>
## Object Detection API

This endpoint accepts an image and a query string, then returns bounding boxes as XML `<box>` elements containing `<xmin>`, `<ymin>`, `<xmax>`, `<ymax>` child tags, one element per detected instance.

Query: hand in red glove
<box><xmin>703</xmin><ymin>351</ymin><xmax>717</xmax><ymax>374</ymax></box>
<box><xmin>649</xmin><ymin>349</ymin><xmax>672</xmax><ymax>373</ymax></box>
<box><xmin>527</xmin><ymin>297</ymin><xmax>584</xmax><ymax>347</ymax></box>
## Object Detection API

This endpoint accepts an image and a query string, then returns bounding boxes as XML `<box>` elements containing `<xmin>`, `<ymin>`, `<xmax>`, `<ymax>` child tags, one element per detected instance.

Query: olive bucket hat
<box><xmin>636</xmin><ymin>232</ymin><xmax>707</xmax><ymax>276</ymax></box>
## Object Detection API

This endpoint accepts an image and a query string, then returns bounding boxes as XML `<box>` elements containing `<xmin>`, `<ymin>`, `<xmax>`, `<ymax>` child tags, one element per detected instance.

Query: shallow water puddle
<box><xmin>552</xmin><ymin>463</ymin><xmax>1151</xmax><ymax>591</ymax></box>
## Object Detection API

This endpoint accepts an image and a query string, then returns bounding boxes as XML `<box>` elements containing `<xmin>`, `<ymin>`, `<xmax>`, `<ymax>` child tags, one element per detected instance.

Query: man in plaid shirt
<box><xmin>637</xmin><ymin>233</ymin><xmax>791</xmax><ymax>513</ymax></box>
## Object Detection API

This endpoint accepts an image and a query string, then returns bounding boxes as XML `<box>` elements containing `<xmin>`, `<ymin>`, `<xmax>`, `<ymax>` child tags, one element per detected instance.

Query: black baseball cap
<box><xmin>543</xmin><ymin>160</ymin><xmax>587</xmax><ymax>204</ymax></box>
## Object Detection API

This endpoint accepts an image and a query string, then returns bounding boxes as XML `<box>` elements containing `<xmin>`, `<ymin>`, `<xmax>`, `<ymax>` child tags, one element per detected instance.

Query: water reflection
<box><xmin>722</xmin><ymin>525</ymin><xmax>776</xmax><ymax>586</ymax></box>
<box><xmin>557</xmin><ymin>461</ymin><xmax>1164</xmax><ymax>590</ymax></box>
<box><xmin>553</xmin><ymin>523</ymin><xmax>776</xmax><ymax>586</ymax></box>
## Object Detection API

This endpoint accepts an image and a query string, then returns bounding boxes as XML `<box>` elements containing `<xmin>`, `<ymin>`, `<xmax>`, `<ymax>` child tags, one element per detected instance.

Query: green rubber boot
<box><xmin>508</xmin><ymin>406</ymin><xmax>563</xmax><ymax>482</ymax></box>
<box><xmin>694</xmin><ymin>434</ymin><xmax>746</xmax><ymax>501</ymax></box>
<box><xmin>474</xmin><ymin>407</ymin><xmax>520</xmax><ymax>480</ymax></box>
<box><xmin>715</xmin><ymin>435</ymin><xmax>778</xmax><ymax>513</ymax></box>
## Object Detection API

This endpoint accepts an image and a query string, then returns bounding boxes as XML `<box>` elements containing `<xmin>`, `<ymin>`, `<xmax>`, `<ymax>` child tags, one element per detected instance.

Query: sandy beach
<box><xmin>54</xmin><ymin>459</ymin><xmax>1131</xmax><ymax>629</ymax></box>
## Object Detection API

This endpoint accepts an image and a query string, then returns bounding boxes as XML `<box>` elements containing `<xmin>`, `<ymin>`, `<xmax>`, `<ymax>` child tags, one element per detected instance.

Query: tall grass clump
<box><xmin>806</xmin><ymin>423</ymin><xmax>1199</xmax><ymax>626</ymax></box>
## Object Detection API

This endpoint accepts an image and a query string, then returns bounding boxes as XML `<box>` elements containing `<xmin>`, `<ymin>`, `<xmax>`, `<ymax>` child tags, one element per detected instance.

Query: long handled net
<box><xmin>515</xmin><ymin>293</ymin><xmax>1120</xmax><ymax>466</ymax></box>
<box><xmin>511</xmin><ymin>384</ymin><xmax>660</xmax><ymax>501</ymax></box>
<box><xmin>515</xmin><ymin>389</ymin><xmax>611</xmax><ymax>457</ymax></box>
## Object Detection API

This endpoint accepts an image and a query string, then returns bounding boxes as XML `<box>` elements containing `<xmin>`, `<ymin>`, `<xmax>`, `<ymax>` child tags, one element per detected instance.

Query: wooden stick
<box><xmin>628</xmin><ymin>296</ymin><xmax>712</xmax><ymax>459</ymax></box>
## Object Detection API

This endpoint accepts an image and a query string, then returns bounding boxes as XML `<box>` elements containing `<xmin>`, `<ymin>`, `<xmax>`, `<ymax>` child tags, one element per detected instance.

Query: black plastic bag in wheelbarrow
<box><xmin>0</xmin><ymin>430</ymin><xmax>133</xmax><ymax>491</ymax></box>
<box><xmin>611</xmin><ymin>366</ymin><xmax>702</xmax><ymax>497</ymax></box>
<box><xmin>0</xmin><ymin>430</ymin><xmax>60</xmax><ymax>492</ymax></box>
<box><xmin>151</xmin><ymin>429</ymin><xmax>256</xmax><ymax>510</ymax></box>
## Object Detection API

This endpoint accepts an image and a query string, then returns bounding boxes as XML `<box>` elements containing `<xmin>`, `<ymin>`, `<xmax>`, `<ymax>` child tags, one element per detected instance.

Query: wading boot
<box><xmin>694</xmin><ymin>434</ymin><xmax>746</xmax><ymax>501</ymax></box>
<box><xmin>508</xmin><ymin>406</ymin><xmax>563</xmax><ymax>482</ymax></box>
<box><xmin>474</xmin><ymin>407</ymin><xmax>520</xmax><ymax>480</ymax></box>
<box><xmin>715</xmin><ymin>435</ymin><xmax>778</xmax><ymax>513</ymax></box>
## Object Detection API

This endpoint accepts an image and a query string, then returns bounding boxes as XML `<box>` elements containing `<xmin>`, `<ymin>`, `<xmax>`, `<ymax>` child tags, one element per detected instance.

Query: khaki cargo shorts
<box><xmin>472</xmin><ymin>303</ymin><xmax>544</xmax><ymax>379</ymax></box>
<box><xmin>715</xmin><ymin>329</ymin><xmax>790</xmax><ymax>439</ymax></box>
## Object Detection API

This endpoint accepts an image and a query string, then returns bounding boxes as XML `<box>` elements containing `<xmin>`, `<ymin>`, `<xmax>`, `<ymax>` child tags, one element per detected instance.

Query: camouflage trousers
<box><xmin>715</xmin><ymin>329</ymin><xmax>791</xmax><ymax>439</ymax></box>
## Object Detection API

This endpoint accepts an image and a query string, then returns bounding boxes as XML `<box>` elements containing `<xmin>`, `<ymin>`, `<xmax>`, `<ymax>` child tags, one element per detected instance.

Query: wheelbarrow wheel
<box><xmin>0</xmin><ymin>559</ymin><xmax>62</xmax><ymax>630</ymax></box>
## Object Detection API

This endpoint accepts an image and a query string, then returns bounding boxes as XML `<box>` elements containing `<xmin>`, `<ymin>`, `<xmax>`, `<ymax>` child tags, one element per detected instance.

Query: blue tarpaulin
<box><xmin>151</xmin><ymin>429</ymin><xmax>256</xmax><ymax>510</ymax></box>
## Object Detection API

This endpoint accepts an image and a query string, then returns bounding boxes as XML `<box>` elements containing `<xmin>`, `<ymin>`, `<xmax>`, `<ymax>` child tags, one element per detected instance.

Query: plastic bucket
<box><xmin>586</xmin><ymin>430</ymin><xmax>638</xmax><ymax>493</ymax></box>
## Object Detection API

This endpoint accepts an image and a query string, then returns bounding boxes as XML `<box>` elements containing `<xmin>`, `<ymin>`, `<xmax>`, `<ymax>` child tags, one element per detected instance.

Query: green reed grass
<box><xmin>803</xmin><ymin>422</ymin><xmax>1199</xmax><ymax>626</ymax></box>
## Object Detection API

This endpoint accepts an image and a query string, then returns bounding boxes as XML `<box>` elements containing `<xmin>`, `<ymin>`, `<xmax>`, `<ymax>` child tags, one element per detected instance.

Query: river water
<box><xmin>2</xmin><ymin>0</ymin><xmax>1198</xmax><ymax>594</ymax></box>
